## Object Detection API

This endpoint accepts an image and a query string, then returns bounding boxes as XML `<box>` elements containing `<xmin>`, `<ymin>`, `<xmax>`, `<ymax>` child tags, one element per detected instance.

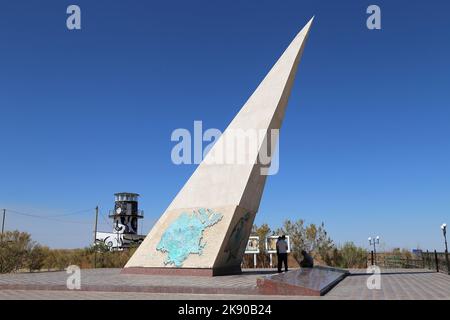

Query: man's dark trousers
<box><xmin>277</xmin><ymin>253</ymin><xmax>288</xmax><ymax>272</ymax></box>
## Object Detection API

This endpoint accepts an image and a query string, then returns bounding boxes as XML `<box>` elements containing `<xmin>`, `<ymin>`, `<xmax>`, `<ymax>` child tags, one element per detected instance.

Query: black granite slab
<box><xmin>257</xmin><ymin>266</ymin><xmax>349</xmax><ymax>296</ymax></box>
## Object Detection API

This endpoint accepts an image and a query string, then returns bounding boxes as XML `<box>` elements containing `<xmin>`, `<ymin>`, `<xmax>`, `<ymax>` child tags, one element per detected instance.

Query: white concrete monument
<box><xmin>123</xmin><ymin>17</ymin><xmax>314</xmax><ymax>276</ymax></box>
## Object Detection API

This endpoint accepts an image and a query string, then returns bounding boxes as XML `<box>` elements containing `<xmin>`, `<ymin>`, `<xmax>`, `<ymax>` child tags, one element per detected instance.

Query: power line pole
<box><xmin>0</xmin><ymin>209</ymin><xmax>4</xmax><ymax>273</ymax></box>
<box><xmin>93</xmin><ymin>206</ymin><xmax>99</xmax><ymax>268</ymax></box>
<box><xmin>1</xmin><ymin>209</ymin><xmax>5</xmax><ymax>239</ymax></box>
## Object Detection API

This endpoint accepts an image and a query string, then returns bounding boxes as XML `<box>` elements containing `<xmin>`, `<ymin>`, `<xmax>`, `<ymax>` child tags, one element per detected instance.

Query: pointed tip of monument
<box><xmin>303</xmin><ymin>16</ymin><xmax>315</xmax><ymax>32</ymax></box>
<box><xmin>294</xmin><ymin>16</ymin><xmax>314</xmax><ymax>41</ymax></box>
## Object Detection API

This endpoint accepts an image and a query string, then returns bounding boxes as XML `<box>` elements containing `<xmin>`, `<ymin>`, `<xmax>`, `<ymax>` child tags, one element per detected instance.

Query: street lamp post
<box><xmin>441</xmin><ymin>223</ymin><xmax>450</xmax><ymax>274</ymax></box>
<box><xmin>368</xmin><ymin>236</ymin><xmax>380</xmax><ymax>265</ymax></box>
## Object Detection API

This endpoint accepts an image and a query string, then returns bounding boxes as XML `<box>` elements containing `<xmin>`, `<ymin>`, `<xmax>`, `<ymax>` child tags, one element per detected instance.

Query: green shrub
<box><xmin>334</xmin><ymin>242</ymin><xmax>368</xmax><ymax>268</ymax></box>
<box><xmin>0</xmin><ymin>231</ymin><xmax>35</xmax><ymax>273</ymax></box>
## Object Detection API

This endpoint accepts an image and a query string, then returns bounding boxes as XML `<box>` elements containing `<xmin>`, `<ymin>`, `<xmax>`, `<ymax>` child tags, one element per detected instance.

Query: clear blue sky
<box><xmin>0</xmin><ymin>0</ymin><xmax>449</xmax><ymax>251</ymax></box>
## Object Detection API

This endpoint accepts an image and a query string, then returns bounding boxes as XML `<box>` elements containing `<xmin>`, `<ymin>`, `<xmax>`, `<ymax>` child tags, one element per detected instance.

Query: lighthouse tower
<box><xmin>95</xmin><ymin>192</ymin><xmax>146</xmax><ymax>250</ymax></box>
<box><xmin>110</xmin><ymin>192</ymin><xmax>144</xmax><ymax>235</ymax></box>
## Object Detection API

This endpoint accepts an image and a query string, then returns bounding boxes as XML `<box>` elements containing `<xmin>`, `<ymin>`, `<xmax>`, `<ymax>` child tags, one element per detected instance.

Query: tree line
<box><xmin>245</xmin><ymin>219</ymin><xmax>369</xmax><ymax>269</ymax></box>
<box><xmin>0</xmin><ymin>230</ymin><xmax>136</xmax><ymax>273</ymax></box>
<box><xmin>1</xmin><ymin>219</ymin><xmax>371</xmax><ymax>273</ymax></box>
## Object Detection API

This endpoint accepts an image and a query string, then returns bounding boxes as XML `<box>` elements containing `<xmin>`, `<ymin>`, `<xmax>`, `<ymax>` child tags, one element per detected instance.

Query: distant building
<box><xmin>95</xmin><ymin>192</ymin><xmax>145</xmax><ymax>250</ymax></box>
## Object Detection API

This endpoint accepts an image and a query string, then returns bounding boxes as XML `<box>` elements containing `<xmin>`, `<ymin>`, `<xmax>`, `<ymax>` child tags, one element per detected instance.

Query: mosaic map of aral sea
<box><xmin>156</xmin><ymin>208</ymin><xmax>223</xmax><ymax>267</ymax></box>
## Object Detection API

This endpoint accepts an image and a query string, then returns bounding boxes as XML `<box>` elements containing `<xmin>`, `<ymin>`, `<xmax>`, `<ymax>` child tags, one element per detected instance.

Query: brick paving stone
<box><xmin>325</xmin><ymin>268</ymin><xmax>450</xmax><ymax>300</ymax></box>
<box><xmin>0</xmin><ymin>289</ymin><xmax>318</xmax><ymax>300</ymax></box>
<box><xmin>1</xmin><ymin>268</ymin><xmax>449</xmax><ymax>300</ymax></box>
<box><xmin>0</xmin><ymin>268</ymin><xmax>276</xmax><ymax>295</ymax></box>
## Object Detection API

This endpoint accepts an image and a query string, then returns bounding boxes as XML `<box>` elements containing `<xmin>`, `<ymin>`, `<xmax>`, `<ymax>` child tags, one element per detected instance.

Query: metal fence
<box><xmin>422</xmin><ymin>251</ymin><xmax>449</xmax><ymax>274</ymax></box>
<box><xmin>368</xmin><ymin>250</ymin><xmax>450</xmax><ymax>274</ymax></box>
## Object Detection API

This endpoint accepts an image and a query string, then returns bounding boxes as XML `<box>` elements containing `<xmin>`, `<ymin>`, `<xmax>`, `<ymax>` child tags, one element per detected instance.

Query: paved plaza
<box><xmin>0</xmin><ymin>268</ymin><xmax>449</xmax><ymax>300</ymax></box>
<box><xmin>326</xmin><ymin>269</ymin><xmax>450</xmax><ymax>300</ymax></box>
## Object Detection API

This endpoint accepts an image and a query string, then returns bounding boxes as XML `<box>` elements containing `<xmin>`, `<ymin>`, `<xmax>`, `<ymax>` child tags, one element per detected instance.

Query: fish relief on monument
<box><xmin>156</xmin><ymin>208</ymin><xmax>223</xmax><ymax>267</ymax></box>
<box><xmin>223</xmin><ymin>212</ymin><xmax>251</xmax><ymax>263</ymax></box>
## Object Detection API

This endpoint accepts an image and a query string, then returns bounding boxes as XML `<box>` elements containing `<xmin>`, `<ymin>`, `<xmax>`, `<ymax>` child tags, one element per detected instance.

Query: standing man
<box><xmin>276</xmin><ymin>235</ymin><xmax>288</xmax><ymax>273</ymax></box>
